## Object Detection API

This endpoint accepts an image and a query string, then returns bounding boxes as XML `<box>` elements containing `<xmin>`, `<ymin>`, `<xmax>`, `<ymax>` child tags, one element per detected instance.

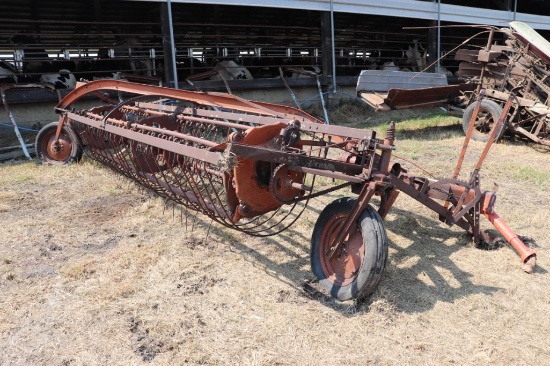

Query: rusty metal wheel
<box><xmin>311</xmin><ymin>197</ymin><xmax>388</xmax><ymax>301</ymax></box>
<box><xmin>269</xmin><ymin>164</ymin><xmax>305</xmax><ymax>203</ymax></box>
<box><xmin>35</xmin><ymin>121</ymin><xmax>83</xmax><ymax>165</ymax></box>
<box><xmin>463</xmin><ymin>99</ymin><xmax>505</xmax><ymax>142</ymax></box>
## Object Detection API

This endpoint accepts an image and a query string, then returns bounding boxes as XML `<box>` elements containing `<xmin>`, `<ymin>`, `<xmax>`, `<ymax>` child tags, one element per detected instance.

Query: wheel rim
<box><xmin>474</xmin><ymin>109</ymin><xmax>496</xmax><ymax>135</ymax></box>
<box><xmin>319</xmin><ymin>213</ymin><xmax>364</xmax><ymax>287</ymax></box>
<box><xmin>40</xmin><ymin>129</ymin><xmax>73</xmax><ymax>162</ymax></box>
<box><xmin>270</xmin><ymin>165</ymin><xmax>305</xmax><ymax>203</ymax></box>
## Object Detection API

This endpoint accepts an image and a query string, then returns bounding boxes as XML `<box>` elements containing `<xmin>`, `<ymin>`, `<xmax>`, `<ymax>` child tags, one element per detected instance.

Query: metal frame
<box><xmin>38</xmin><ymin>80</ymin><xmax>537</xmax><ymax>300</ymax></box>
<box><xmin>457</xmin><ymin>21</ymin><xmax>550</xmax><ymax>146</ymax></box>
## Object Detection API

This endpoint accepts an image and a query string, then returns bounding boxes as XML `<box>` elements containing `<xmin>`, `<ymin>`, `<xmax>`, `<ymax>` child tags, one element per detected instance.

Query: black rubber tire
<box><xmin>311</xmin><ymin>197</ymin><xmax>388</xmax><ymax>301</ymax></box>
<box><xmin>35</xmin><ymin>121</ymin><xmax>83</xmax><ymax>165</ymax></box>
<box><xmin>462</xmin><ymin>99</ymin><xmax>505</xmax><ymax>142</ymax></box>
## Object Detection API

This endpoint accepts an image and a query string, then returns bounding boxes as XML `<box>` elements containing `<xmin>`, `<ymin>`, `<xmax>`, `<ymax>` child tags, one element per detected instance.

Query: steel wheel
<box><xmin>269</xmin><ymin>164</ymin><xmax>305</xmax><ymax>203</ymax></box>
<box><xmin>311</xmin><ymin>197</ymin><xmax>388</xmax><ymax>301</ymax></box>
<box><xmin>462</xmin><ymin>99</ymin><xmax>505</xmax><ymax>142</ymax></box>
<box><xmin>35</xmin><ymin>121</ymin><xmax>83</xmax><ymax>165</ymax></box>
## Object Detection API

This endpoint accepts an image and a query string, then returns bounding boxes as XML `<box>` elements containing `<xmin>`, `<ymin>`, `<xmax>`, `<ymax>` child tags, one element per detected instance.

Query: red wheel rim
<box><xmin>319</xmin><ymin>213</ymin><xmax>364</xmax><ymax>286</ymax></box>
<box><xmin>40</xmin><ymin>130</ymin><xmax>73</xmax><ymax>162</ymax></box>
<box><xmin>271</xmin><ymin>165</ymin><xmax>305</xmax><ymax>203</ymax></box>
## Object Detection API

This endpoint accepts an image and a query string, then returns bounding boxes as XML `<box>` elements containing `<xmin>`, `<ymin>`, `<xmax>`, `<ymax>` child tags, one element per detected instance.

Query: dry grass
<box><xmin>1</xmin><ymin>106</ymin><xmax>549</xmax><ymax>365</ymax></box>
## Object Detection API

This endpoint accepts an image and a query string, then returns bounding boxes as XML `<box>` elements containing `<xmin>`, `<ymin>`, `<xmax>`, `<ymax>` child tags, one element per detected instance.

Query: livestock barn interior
<box><xmin>0</xmin><ymin>0</ymin><xmax>550</xmax><ymax>99</ymax></box>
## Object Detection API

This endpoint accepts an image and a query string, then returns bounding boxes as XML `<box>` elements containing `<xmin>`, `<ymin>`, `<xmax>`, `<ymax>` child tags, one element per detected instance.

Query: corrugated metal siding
<box><xmin>356</xmin><ymin>70</ymin><xmax>448</xmax><ymax>92</ymax></box>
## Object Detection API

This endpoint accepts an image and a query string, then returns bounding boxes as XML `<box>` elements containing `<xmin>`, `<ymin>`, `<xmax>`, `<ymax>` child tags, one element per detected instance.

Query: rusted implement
<box><xmin>36</xmin><ymin>80</ymin><xmax>536</xmax><ymax>301</ymax></box>
<box><xmin>456</xmin><ymin>21</ymin><xmax>550</xmax><ymax>145</ymax></box>
<box><xmin>356</xmin><ymin>70</ymin><xmax>474</xmax><ymax>112</ymax></box>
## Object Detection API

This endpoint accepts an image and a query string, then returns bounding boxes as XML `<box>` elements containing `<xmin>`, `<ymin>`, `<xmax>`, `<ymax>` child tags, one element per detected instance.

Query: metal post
<box><xmin>1</xmin><ymin>88</ymin><xmax>31</xmax><ymax>160</ymax></box>
<box><xmin>320</xmin><ymin>12</ymin><xmax>331</xmax><ymax>79</ymax></box>
<box><xmin>513</xmin><ymin>0</ymin><xmax>518</xmax><ymax>20</ymax></box>
<box><xmin>167</xmin><ymin>0</ymin><xmax>179</xmax><ymax>88</ymax></box>
<box><xmin>329</xmin><ymin>0</ymin><xmax>337</xmax><ymax>92</ymax></box>
<box><xmin>437</xmin><ymin>0</ymin><xmax>441</xmax><ymax>73</ymax></box>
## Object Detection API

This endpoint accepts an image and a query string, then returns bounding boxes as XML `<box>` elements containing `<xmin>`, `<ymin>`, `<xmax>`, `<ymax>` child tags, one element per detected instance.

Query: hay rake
<box><xmin>36</xmin><ymin>80</ymin><xmax>537</xmax><ymax>301</ymax></box>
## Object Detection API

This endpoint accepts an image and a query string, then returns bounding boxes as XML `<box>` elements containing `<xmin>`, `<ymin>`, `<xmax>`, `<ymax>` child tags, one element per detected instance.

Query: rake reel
<box><xmin>36</xmin><ymin>80</ymin><xmax>537</xmax><ymax>301</ymax></box>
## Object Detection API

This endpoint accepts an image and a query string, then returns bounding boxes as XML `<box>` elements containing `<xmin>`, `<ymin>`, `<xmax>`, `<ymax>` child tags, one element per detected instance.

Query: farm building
<box><xmin>1</xmin><ymin>3</ymin><xmax>550</xmax><ymax>364</ymax></box>
<box><xmin>1</xmin><ymin>0</ymin><xmax>550</xmax><ymax>93</ymax></box>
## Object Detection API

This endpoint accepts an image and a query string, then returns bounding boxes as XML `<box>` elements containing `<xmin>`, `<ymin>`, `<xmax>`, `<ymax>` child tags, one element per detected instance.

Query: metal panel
<box><xmin>356</xmin><ymin>70</ymin><xmax>448</xmax><ymax>92</ymax></box>
<box><xmin>132</xmin><ymin>0</ymin><xmax>550</xmax><ymax>30</ymax></box>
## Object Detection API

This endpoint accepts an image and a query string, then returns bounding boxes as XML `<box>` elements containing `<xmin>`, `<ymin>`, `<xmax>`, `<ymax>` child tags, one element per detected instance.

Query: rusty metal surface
<box><xmin>384</xmin><ymin>84</ymin><xmax>475</xmax><ymax>110</ymax></box>
<box><xmin>356</xmin><ymin>70</ymin><xmax>474</xmax><ymax>111</ymax></box>
<box><xmin>39</xmin><ymin>79</ymin><xmax>537</xmax><ymax>300</ymax></box>
<box><xmin>54</xmin><ymin>80</ymin><xmax>386</xmax><ymax>237</ymax></box>
<box><xmin>454</xmin><ymin>89</ymin><xmax>485</xmax><ymax>179</ymax></box>
<box><xmin>456</xmin><ymin>21</ymin><xmax>550</xmax><ymax>146</ymax></box>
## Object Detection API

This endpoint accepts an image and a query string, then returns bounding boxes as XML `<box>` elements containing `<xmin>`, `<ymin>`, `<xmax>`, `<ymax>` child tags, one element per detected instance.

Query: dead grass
<box><xmin>1</xmin><ymin>106</ymin><xmax>549</xmax><ymax>365</ymax></box>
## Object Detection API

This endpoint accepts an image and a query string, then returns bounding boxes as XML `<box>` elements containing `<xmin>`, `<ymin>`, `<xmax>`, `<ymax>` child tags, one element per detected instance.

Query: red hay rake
<box><xmin>36</xmin><ymin>80</ymin><xmax>537</xmax><ymax>301</ymax></box>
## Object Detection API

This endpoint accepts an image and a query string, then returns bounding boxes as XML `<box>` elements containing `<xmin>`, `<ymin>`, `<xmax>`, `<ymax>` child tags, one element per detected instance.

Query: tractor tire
<box><xmin>35</xmin><ymin>121</ymin><xmax>83</xmax><ymax>165</ymax></box>
<box><xmin>462</xmin><ymin>99</ymin><xmax>505</xmax><ymax>142</ymax></box>
<box><xmin>311</xmin><ymin>197</ymin><xmax>388</xmax><ymax>301</ymax></box>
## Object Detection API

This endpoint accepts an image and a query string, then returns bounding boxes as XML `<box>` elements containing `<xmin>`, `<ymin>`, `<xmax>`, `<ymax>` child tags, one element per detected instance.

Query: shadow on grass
<box><xmin>375</xmin><ymin>204</ymin><xmax>503</xmax><ymax>314</ymax></box>
<box><xmin>189</xmin><ymin>199</ymin><xmax>505</xmax><ymax>317</ymax></box>
<box><xmin>520</xmin><ymin>137</ymin><xmax>550</xmax><ymax>153</ymax></box>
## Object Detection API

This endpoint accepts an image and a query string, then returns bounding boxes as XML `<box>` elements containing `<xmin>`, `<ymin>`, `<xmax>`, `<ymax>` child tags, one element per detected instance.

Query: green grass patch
<box><xmin>377</xmin><ymin>112</ymin><xmax>460</xmax><ymax>133</ymax></box>
<box><xmin>397</xmin><ymin>112</ymin><xmax>458</xmax><ymax>129</ymax></box>
<box><xmin>505</xmin><ymin>164</ymin><xmax>550</xmax><ymax>188</ymax></box>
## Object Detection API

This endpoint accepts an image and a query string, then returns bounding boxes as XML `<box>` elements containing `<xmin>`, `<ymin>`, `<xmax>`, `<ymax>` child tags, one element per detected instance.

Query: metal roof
<box><xmin>135</xmin><ymin>0</ymin><xmax>550</xmax><ymax>30</ymax></box>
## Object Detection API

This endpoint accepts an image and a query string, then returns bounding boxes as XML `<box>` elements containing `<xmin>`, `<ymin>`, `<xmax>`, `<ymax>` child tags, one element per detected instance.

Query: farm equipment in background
<box><xmin>35</xmin><ymin>80</ymin><xmax>536</xmax><ymax>301</ymax></box>
<box><xmin>356</xmin><ymin>70</ymin><xmax>474</xmax><ymax>112</ymax></box>
<box><xmin>456</xmin><ymin>21</ymin><xmax>550</xmax><ymax>145</ymax></box>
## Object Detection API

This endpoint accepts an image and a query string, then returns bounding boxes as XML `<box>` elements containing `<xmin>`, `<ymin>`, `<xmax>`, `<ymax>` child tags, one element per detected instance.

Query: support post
<box><xmin>329</xmin><ymin>0</ymin><xmax>337</xmax><ymax>93</ymax></box>
<box><xmin>320</xmin><ymin>12</ymin><xmax>333</xmax><ymax>81</ymax></box>
<box><xmin>1</xmin><ymin>88</ymin><xmax>31</xmax><ymax>160</ymax></box>
<box><xmin>427</xmin><ymin>20</ymin><xmax>437</xmax><ymax>73</ymax></box>
<box><xmin>160</xmin><ymin>2</ymin><xmax>177</xmax><ymax>88</ymax></box>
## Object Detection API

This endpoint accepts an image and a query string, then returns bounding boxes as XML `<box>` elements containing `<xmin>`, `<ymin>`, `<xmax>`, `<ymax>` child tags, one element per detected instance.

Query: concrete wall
<box><xmin>0</xmin><ymin>101</ymin><xmax>58</xmax><ymax>138</ymax></box>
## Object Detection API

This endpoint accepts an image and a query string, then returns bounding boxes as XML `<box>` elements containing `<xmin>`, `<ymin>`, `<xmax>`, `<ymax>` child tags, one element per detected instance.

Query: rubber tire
<box><xmin>462</xmin><ymin>99</ymin><xmax>505</xmax><ymax>142</ymax></box>
<box><xmin>311</xmin><ymin>197</ymin><xmax>388</xmax><ymax>301</ymax></box>
<box><xmin>35</xmin><ymin>121</ymin><xmax>83</xmax><ymax>165</ymax></box>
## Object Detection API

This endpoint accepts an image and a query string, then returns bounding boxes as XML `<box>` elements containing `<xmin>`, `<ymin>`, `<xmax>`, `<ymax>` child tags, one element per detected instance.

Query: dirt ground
<box><xmin>1</xmin><ymin>104</ymin><xmax>549</xmax><ymax>365</ymax></box>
